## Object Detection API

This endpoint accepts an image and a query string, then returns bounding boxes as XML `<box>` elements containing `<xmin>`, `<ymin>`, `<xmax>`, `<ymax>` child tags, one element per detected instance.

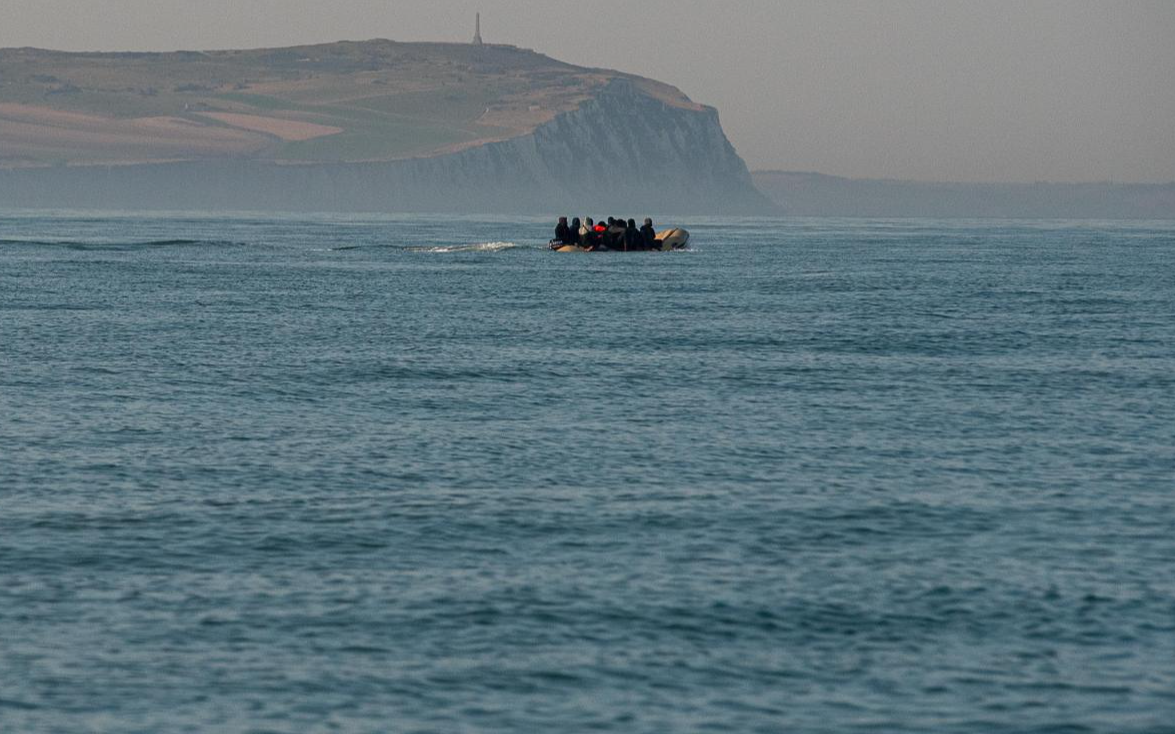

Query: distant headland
<box><xmin>0</xmin><ymin>39</ymin><xmax>771</xmax><ymax>214</ymax></box>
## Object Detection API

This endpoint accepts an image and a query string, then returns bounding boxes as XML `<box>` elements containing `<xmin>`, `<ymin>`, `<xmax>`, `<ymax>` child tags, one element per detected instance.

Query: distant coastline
<box><xmin>754</xmin><ymin>171</ymin><xmax>1175</xmax><ymax>220</ymax></box>
<box><xmin>0</xmin><ymin>41</ymin><xmax>770</xmax><ymax>214</ymax></box>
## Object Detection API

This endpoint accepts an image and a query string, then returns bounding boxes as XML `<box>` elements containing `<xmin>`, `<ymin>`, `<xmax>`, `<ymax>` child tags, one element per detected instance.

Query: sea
<box><xmin>2</xmin><ymin>211</ymin><xmax>1174</xmax><ymax>733</ymax></box>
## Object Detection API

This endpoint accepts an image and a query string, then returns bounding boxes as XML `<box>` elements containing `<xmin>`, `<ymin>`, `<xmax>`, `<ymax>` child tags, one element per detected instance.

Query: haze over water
<box><xmin>5</xmin><ymin>1</ymin><xmax>1175</xmax><ymax>183</ymax></box>
<box><xmin>3</xmin><ymin>212</ymin><xmax>1174</xmax><ymax>732</ymax></box>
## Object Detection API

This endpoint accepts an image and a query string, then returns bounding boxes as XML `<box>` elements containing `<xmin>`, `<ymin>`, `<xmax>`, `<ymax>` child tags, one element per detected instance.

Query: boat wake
<box><xmin>408</xmin><ymin>241</ymin><xmax>526</xmax><ymax>254</ymax></box>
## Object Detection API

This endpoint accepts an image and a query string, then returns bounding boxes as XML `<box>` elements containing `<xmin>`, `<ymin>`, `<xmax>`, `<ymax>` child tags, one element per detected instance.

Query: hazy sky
<box><xmin>5</xmin><ymin>0</ymin><xmax>1174</xmax><ymax>183</ymax></box>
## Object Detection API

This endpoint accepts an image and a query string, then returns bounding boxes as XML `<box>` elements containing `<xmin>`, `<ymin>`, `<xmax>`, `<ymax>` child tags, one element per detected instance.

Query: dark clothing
<box><xmin>586</xmin><ymin>224</ymin><xmax>606</xmax><ymax>249</ymax></box>
<box><xmin>624</xmin><ymin>224</ymin><xmax>642</xmax><ymax>251</ymax></box>
<box><xmin>640</xmin><ymin>223</ymin><xmax>657</xmax><ymax>248</ymax></box>
<box><xmin>606</xmin><ymin>224</ymin><xmax>626</xmax><ymax>250</ymax></box>
<box><xmin>555</xmin><ymin>222</ymin><xmax>573</xmax><ymax>245</ymax></box>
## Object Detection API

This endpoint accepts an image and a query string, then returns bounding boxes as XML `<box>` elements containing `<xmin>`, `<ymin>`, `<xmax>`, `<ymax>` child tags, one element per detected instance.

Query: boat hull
<box><xmin>552</xmin><ymin>228</ymin><xmax>689</xmax><ymax>252</ymax></box>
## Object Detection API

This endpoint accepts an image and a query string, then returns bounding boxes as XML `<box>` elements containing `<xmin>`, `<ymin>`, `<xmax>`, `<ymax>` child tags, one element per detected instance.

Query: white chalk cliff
<box><xmin>0</xmin><ymin>59</ymin><xmax>772</xmax><ymax>214</ymax></box>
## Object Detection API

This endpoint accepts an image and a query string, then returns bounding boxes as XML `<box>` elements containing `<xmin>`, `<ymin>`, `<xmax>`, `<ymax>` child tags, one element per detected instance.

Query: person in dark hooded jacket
<box><xmin>640</xmin><ymin>218</ymin><xmax>659</xmax><ymax>250</ymax></box>
<box><xmin>569</xmin><ymin>218</ymin><xmax>581</xmax><ymax>245</ymax></box>
<box><xmin>624</xmin><ymin>219</ymin><xmax>643</xmax><ymax>251</ymax></box>
<box><xmin>554</xmin><ymin>216</ymin><xmax>573</xmax><ymax>245</ymax></box>
<box><xmin>607</xmin><ymin>217</ymin><xmax>627</xmax><ymax>250</ymax></box>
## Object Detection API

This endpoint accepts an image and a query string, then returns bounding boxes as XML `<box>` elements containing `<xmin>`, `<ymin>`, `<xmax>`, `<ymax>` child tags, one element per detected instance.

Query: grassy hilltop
<box><xmin>0</xmin><ymin>39</ymin><xmax>698</xmax><ymax>168</ymax></box>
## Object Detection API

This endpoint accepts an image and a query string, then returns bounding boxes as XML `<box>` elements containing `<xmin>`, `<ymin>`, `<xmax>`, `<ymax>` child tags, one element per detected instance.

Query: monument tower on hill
<box><xmin>472</xmin><ymin>13</ymin><xmax>483</xmax><ymax>45</ymax></box>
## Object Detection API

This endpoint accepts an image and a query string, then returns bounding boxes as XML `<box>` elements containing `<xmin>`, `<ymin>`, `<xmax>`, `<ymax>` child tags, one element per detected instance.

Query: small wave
<box><xmin>408</xmin><ymin>241</ymin><xmax>525</xmax><ymax>254</ymax></box>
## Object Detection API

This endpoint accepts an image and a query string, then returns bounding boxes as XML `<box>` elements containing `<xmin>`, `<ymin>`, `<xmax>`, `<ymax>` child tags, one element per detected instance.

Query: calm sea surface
<box><xmin>2</xmin><ymin>212</ymin><xmax>1174</xmax><ymax>733</ymax></box>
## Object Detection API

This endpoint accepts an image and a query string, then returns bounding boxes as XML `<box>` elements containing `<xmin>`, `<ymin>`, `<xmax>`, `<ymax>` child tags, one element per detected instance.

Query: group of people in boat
<box><xmin>552</xmin><ymin>216</ymin><xmax>663</xmax><ymax>251</ymax></box>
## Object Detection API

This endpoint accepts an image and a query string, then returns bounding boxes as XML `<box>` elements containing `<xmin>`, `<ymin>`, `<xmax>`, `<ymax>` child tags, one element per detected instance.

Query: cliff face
<box><xmin>0</xmin><ymin>79</ymin><xmax>772</xmax><ymax>214</ymax></box>
<box><xmin>431</xmin><ymin>79</ymin><xmax>771</xmax><ymax>213</ymax></box>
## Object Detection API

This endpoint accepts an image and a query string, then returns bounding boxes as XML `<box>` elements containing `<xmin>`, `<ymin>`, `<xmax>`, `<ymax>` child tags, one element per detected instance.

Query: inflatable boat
<box><xmin>550</xmin><ymin>228</ymin><xmax>690</xmax><ymax>253</ymax></box>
